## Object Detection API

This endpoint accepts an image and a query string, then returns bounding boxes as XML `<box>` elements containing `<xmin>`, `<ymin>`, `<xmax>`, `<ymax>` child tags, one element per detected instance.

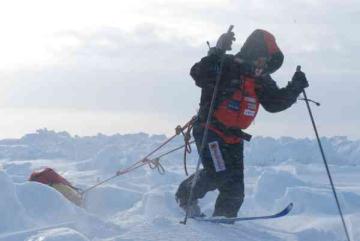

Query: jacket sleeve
<box><xmin>190</xmin><ymin>55</ymin><xmax>220</xmax><ymax>89</ymax></box>
<box><xmin>190</xmin><ymin>52</ymin><xmax>237</xmax><ymax>87</ymax></box>
<box><xmin>255</xmin><ymin>75</ymin><xmax>303</xmax><ymax>113</ymax></box>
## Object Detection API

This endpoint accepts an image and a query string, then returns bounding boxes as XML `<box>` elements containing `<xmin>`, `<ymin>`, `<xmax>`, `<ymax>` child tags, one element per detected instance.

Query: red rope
<box><xmin>81</xmin><ymin>116</ymin><xmax>197</xmax><ymax>194</ymax></box>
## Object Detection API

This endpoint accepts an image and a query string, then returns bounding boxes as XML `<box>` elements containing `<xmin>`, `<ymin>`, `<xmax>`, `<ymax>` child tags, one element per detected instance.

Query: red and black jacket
<box><xmin>191</xmin><ymin>29</ymin><xmax>304</xmax><ymax>143</ymax></box>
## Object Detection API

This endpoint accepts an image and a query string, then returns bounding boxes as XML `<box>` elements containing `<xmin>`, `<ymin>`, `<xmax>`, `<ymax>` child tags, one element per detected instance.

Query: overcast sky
<box><xmin>0</xmin><ymin>0</ymin><xmax>359</xmax><ymax>139</ymax></box>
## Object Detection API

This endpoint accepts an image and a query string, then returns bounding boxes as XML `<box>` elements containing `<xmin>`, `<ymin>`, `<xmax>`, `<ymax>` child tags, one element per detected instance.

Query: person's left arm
<box><xmin>256</xmin><ymin>71</ymin><xmax>308</xmax><ymax>113</ymax></box>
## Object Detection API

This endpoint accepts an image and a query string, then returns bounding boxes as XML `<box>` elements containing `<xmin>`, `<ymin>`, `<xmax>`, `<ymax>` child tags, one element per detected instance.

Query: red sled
<box><xmin>29</xmin><ymin>167</ymin><xmax>82</xmax><ymax>206</ymax></box>
<box><xmin>30</xmin><ymin>167</ymin><xmax>72</xmax><ymax>186</ymax></box>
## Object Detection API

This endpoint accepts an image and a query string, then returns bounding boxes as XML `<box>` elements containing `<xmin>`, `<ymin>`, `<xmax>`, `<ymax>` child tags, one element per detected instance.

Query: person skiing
<box><xmin>175</xmin><ymin>29</ymin><xmax>309</xmax><ymax>218</ymax></box>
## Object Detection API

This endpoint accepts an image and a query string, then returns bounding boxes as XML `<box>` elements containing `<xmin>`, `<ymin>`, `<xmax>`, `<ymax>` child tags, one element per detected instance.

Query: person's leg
<box><xmin>212</xmin><ymin>141</ymin><xmax>245</xmax><ymax>218</ymax></box>
<box><xmin>176</xmin><ymin>121</ymin><xmax>245</xmax><ymax>218</ymax></box>
<box><xmin>212</xmin><ymin>168</ymin><xmax>244</xmax><ymax>218</ymax></box>
<box><xmin>176</xmin><ymin>169</ymin><xmax>217</xmax><ymax>205</ymax></box>
<box><xmin>175</xmin><ymin>169</ymin><xmax>217</xmax><ymax>216</ymax></box>
<box><xmin>192</xmin><ymin>122</ymin><xmax>228</xmax><ymax>172</ymax></box>
<box><xmin>175</xmin><ymin>122</ymin><xmax>219</xmax><ymax>215</ymax></box>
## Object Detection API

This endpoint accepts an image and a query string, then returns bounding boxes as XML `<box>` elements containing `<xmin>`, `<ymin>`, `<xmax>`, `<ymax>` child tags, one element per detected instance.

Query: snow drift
<box><xmin>0</xmin><ymin>129</ymin><xmax>359</xmax><ymax>241</ymax></box>
<box><xmin>0</xmin><ymin>129</ymin><xmax>359</xmax><ymax>165</ymax></box>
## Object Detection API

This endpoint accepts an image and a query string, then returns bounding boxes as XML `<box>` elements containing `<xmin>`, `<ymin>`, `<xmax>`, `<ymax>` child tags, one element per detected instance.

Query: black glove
<box><xmin>207</xmin><ymin>47</ymin><xmax>225</xmax><ymax>57</ymax></box>
<box><xmin>216</xmin><ymin>31</ymin><xmax>236</xmax><ymax>51</ymax></box>
<box><xmin>291</xmin><ymin>70</ymin><xmax>309</xmax><ymax>90</ymax></box>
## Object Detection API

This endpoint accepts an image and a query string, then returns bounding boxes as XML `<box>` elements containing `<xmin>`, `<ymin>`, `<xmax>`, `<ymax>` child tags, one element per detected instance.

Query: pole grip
<box><xmin>227</xmin><ymin>25</ymin><xmax>234</xmax><ymax>33</ymax></box>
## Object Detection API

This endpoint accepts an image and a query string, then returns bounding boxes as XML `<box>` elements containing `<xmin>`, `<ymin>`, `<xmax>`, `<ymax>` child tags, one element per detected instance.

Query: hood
<box><xmin>236</xmin><ymin>29</ymin><xmax>284</xmax><ymax>74</ymax></box>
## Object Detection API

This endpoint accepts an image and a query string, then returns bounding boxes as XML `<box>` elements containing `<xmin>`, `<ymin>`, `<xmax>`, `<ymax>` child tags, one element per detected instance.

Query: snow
<box><xmin>0</xmin><ymin>171</ymin><xmax>28</xmax><ymax>234</ymax></box>
<box><xmin>15</xmin><ymin>182</ymin><xmax>79</xmax><ymax>224</ymax></box>
<box><xmin>85</xmin><ymin>186</ymin><xmax>143</xmax><ymax>217</ymax></box>
<box><xmin>21</xmin><ymin>228</ymin><xmax>90</xmax><ymax>241</ymax></box>
<box><xmin>1</xmin><ymin>129</ymin><xmax>360</xmax><ymax>241</ymax></box>
<box><xmin>253</xmin><ymin>169</ymin><xmax>306</xmax><ymax>209</ymax></box>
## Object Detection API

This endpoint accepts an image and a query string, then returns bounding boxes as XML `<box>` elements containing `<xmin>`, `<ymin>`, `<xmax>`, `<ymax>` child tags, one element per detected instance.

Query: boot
<box><xmin>178</xmin><ymin>200</ymin><xmax>204</xmax><ymax>218</ymax></box>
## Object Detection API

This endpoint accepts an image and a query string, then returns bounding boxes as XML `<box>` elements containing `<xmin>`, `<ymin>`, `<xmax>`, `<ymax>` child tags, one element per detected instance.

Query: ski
<box><xmin>193</xmin><ymin>203</ymin><xmax>293</xmax><ymax>224</ymax></box>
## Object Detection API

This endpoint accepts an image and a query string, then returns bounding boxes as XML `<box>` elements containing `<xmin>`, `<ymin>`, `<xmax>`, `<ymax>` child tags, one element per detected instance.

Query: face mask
<box><xmin>253</xmin><ymin>57</ymin><xmax>268</xmax><ymax>77</ymax></box>
<box><xmin>234</xmin><ymin>57</ymin><xmax>269</xmax><ymax>77</ymax></box>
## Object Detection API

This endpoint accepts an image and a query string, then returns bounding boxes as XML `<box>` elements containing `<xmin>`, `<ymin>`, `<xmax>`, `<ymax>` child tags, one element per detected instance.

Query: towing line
<box><xmin>80</xmin><ymin>116</ymin><xmax>197</xmax><ymax>195</ymax></box>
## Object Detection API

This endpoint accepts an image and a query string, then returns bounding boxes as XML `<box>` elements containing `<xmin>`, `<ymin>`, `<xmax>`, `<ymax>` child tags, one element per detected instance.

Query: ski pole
<box><xmin>299</xmin><ymin>65</ymin><xmax>351</xmax><ymax>241</ymax></box>
<box><xmin>181</xmin><ymin>25</ymin><xmax>234</xmax><ymax>225</ymax></box>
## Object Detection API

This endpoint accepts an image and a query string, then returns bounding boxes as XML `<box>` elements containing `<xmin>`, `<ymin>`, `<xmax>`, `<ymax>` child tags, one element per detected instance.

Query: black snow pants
<box><xmin>176</xmin><ymin>121</ymin><xmax>245</xmax><ymax>218</ymax></box>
